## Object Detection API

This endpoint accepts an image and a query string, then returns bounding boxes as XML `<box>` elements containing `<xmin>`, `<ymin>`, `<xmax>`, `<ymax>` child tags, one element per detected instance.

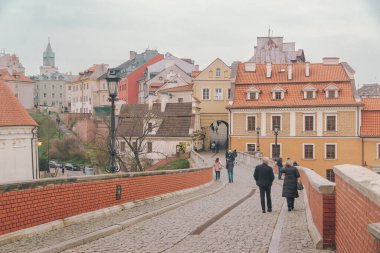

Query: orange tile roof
<box><xmin>0</xmin><ymin>68</ymin><xmax>34</xmax><ymax>83</ymax></box>
<box><xmin>0</xmin><ymin>81</ymin><xmax>37</xmax><ymax>126</ymax></box>
<box><xmin>159</xmin><ymin>84</ymin><xmax>193</xmax><ymax>93</ymax></box>
<box><xmin>361</xmin><ymin>111</ymin><xmax>380</xmax><ymax>137</ymax></box>
<box><xmin>361</xmin><ymin>98</ymin><xmax>380</xmax><ymax>110</ymax></box>
<box><xmin>235</xmin><ymin>63</ymin><xmax>350</xmax><ymax>84</ymax></box>
<box><xmin>230</xmin><ymin>83</ymin><xmax>358</xmax><ymax>108</ymax></box>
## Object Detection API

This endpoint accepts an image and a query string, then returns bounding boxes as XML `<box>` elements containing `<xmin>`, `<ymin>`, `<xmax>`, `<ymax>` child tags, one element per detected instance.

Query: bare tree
<box><xmin>116</xmin><ymin>106</ymin><xmax>168</xmax><ymax>172</ymax></box>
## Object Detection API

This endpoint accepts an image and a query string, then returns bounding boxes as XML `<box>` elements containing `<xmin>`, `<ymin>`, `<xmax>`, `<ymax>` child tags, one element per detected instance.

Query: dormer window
<box><xmin>324</xmin><ymin>84</ymin><xmax>339</xmax><ymax>99</ymax></box>
<box><xmin>216</xmin><ymin>68</ymin><xmax>221</xmax><ymax>77</ymax></box>
<box><xmin>246</xmin><ymin>88</ymin><xmax>260</xmax><ymax>100</ymax></box>
<box><xmin>271</xmin><ymin>86</ymin><xmax>286</xmax><ymax>100</ymax></box>
<box><xmin>303</xmin><ymin>85</ymin><xmax>317</xmax><ymax>99</ymax></box>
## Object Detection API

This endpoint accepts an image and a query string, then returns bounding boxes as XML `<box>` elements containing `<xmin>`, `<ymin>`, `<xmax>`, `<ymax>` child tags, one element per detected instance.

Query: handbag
<box><xmin>297</xmin><ymin>182</ymin><xmax>304</xmax><ymax>190</ymax></box>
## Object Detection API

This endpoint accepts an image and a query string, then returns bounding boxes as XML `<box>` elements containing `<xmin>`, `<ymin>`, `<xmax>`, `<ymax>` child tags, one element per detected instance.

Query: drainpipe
<box><xmin>228</xmin><ymin>108</ymin><xmax>231</xmax><ymax>150</ymax></box>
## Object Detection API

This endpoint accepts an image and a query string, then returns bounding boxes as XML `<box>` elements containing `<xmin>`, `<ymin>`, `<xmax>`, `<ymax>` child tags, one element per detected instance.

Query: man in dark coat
<box><xmin>282</xmin><ymin>159</ymin><xmax>300</xmax><ymax>211</ymax></box>
<box><xmin>254</xmin><ymin>157</ymin><xmax>275</xmax><ymax>213</ymax></box>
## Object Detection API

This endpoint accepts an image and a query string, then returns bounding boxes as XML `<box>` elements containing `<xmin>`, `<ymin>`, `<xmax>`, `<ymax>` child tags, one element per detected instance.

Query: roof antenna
<box><xmin>268</xmin><ymin>26</ymin><xmax>271</xmax><ymax>37</ymax></box>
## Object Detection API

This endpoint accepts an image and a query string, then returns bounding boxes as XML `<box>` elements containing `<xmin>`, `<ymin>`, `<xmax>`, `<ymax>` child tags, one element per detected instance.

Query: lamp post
<box><xmin>256</xmin><ymin>127</ymin><xmax>260</xmax><ymax>152</ymax></box>
<box><xmin>273</xmin><ymin>124</ymin><xmax>279</xmax><ymax>160</ymax></box>
<box><xmin>106</xmin><ymin>68</ymin><xmax>120</xmax><ymax>173</ymax></box>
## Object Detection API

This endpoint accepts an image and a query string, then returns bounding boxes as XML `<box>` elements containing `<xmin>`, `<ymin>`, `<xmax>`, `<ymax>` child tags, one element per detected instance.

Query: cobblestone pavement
<box><xmin>1</xmin><ymin>152</ymin><xmax>334</xmax><ymax>253</ymax></box>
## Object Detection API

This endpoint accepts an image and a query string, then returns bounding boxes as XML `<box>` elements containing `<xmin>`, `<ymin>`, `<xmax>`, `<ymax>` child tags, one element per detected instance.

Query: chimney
<box><xmin>195</xmin><ymin>65</ymin><xmax>199</xmax><ymax>71</ymax></box>
<box><xmin>245</xmin><ymin>62</ymin><xmax>256</xmax><ymax>72</ymax></box>
<box><xmin>130</xmin><ymin>51</ymin><xmax>137</xmax><ymax>60</ymax></box>
<box><xmin>160</xmin><ymin>94</ymin><xmax>169</xmax><ymax>112</ymax></box>
<box><xmin>305</xmin><ymin>62</ymin><xmax>310</xmax><ymax>77</ymax></box>
<box><xmin>287</xmin><ymin>64</ymin><xmax>292</xmax><ymax>80</ymax></box>
<box><xmin>266</xmin><ymin>62</ymin><xmax>272</xmax><ymax>78</ymax></box>
<box><xmin>322</xmin><ymin>57</ymin><xmax>339</xmax><ymax>65</ymax></box>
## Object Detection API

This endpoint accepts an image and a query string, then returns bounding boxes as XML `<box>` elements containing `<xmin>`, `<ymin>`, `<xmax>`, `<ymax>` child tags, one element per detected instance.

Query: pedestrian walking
<box><xmin>232</xmin><ymin>149</ymin><xmax>238</xmax><ymax>164</ymax></box>
<box><xmin>293</xmin><ymin>161</ymin><xmax>299</xmax><ymax>166</ymax></box>
<box><xmin>213</xmin><ymin>157</ymin><xmax>222</xmax><ymax>181</ymax></box>
<box><xmin>226</xmin><ymin>151</ymin><xmax>235</xmax><ymax>183</ymax></box>
<box><xmin>282</xmin><ymin>159</ymin><xmax>300</xmax><ymax>211</ymax></box>
<box><xmin>225</xmin><ymin>149</ymin><xmax>229</xmax><ymax>165</ymax></box>
<box><xmin>254</xmin><ymin>157</ymin><xmax>274</xmax><ymax>213</ymax></box>
<box><xmin>211</xmin><ymin>141</ymin><xmax>216</xmax><ymax>153</ymax></box>
<box><xmin>277</xmin><ymin>157</ymin><xmax>283</xmax><ymax>180</ymax></box>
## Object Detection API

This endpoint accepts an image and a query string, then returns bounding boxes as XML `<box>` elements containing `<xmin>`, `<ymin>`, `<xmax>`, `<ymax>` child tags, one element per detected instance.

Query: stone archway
<box><xmin>209</xmin><ymin>120</ymin><xmax>228</xmax><ymax>151</ymax></box>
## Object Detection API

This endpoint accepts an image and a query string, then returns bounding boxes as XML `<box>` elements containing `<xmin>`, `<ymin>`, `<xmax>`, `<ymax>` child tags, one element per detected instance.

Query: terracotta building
<box><xmin>228</xmin><ymin>58</ymin><xmax>364</xmax><ymax>176</ymax></box>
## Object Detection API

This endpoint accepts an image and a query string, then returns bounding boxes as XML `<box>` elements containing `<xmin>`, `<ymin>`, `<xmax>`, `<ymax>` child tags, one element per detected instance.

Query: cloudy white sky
<box><xmin>0</xmin><ymin>0</ymin><xmax>379</xmax><ymax>85</ymax></box>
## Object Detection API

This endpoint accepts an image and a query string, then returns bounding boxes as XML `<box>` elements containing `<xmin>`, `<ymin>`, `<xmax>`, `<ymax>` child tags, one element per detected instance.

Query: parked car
<box><xmin>72</xmin><ymin>164</ymin><xmax>81</xmax><ymax>171</ymax></box>
<box><xmin>64</xmin><ymin>163</ymin><xmax>74</xmax><ymax>171</ymax></box>
<box><xmin>49</xmin><ymin>161</ymin><xmax>58</xmax><ymax>168</ymax></box>
<box><xmin>84</xmin><ymin>167</ymin><xmax>95</xmax><ymax>175</ymax></box>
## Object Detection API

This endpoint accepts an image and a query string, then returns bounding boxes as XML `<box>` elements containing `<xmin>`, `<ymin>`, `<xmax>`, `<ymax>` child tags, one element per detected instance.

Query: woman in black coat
<box><xmin>282</xmin><ymin>159</ymin><xmax>300</xmax><ymax>211</ymax></box>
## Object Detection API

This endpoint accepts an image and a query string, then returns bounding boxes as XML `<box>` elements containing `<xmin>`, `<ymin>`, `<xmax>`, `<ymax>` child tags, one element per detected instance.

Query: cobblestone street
<box><xmin>0</xmin><ymin>152</ymin><xmax>333</xmax><ymax>253</ymax></box>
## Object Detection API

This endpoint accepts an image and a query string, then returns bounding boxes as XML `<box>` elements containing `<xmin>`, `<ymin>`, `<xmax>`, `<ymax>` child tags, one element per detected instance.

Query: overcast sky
<box><xmin>0</xmin><ymin>0</ymin><xmax>379</xmax><ymax>85</ymax></box>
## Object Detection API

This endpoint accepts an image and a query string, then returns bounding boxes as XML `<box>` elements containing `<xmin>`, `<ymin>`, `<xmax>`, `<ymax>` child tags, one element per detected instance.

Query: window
<box><xmin>326</xmin><ymin>169</ymin><xmax>335</xmax><ymax>182</ymax></box>
<box><xmin>247</xmin><ymin>144</ymin><xmax>256</xmax><ymax>152</ymax></box>
<box><xmin>328</xmin><ymin>90</ymin><xmax>335</xmax><ymax>99</ymax></box>
<box><xmin>303</xmin><ymin>144</ymin><xmax>314</xmax><ymax>159</ymax></box>
<box><xmin>377</xmin><ymin>144</ymin><xmax>380</xmax><ymax>159</ymax></box>
<box><xmin>132</xmin><ymin>141</ymin><xmax>137</xmax><ymax>150</ymax></box>
<box><xmin>326</xmin><ymin>115</ymin><xmax>336</xmax><ymax>131</ymax></box>
<box><xmin>306</xmin><ymin>91</ymin><xmax>314</xmax><ymax>99</ymax></box>
<box><xmin>304</xmin><ymin>115</ymin><xmax>314</xmax><ymax>131</ymax></box>
<box><xmin>44</xmin><ymin>93</ymin><xmax>47</xmax><ymax>98</ymax></box>
<box><xmin>272</xmin><ymin>116</ymin><xmax>281</xmax><ymax>131</ymax></box>
<box><xmin>228</xmin><ymin>88</ymin><xmax>231</xmax><ymax>100</ymax></box>
<box><xmin>275</xmin><ymin>92</ymin><xmax>282</xmax><ymax>100</ymax></box>
<box><xmin>147</xmin><ymin>142</ymin><xmax>153</xmax><ymax>153</ymax></box>
<box><xmin>326</xmin><ymin>144</ymin><xmax>336</xmax><ymax>159</ymax></box>
<box><xmin>52</xmin><ymin>93</ymin><xmax>55</xmax><ymax>98</ymax></box>
<box><xmin>178</xmin><ymin>98</ymin><xmax>184</xmax><ymax>103</ymax></box>
<box><xmin>147</xmin><ymin>122</ymin><xmax>153</xmax><ymax>133</ymax></box>
<box><xmin>247</xmin><ymin>116</ymin><xmax>256</xmax><ymax>131</ymax></box>
<box><xmin>216</xmin><ymin>68</ymin><xmax>221</xmax><ymax>77</ymax></box>
<box><xmin>15</xmin><ymin>93</ymin><xmax>18</xmax><ymax>98</ymax></box>
<box><xmin>202</xmin><ymin>88</ymin><xmax>210</xmax><ymax>100</ymax></box>
<box><xmin>215</xmin><ymin>88</ymin><xmax>222</xmax><ymax>100</ymax></box>
<box><xmin>60</xmin><ymin>85</ymin><xmax>62</xmax><ymax>89</ymax></box>
<box><xmin>60</xmin><ymin>93</ymin><xmax>62</xmax><ymax>98</ymax></box>
<box><xmin>248</xmin><ymin>92</ymin><xmax>257</xmax><ymax>100</ymax></box>
<box><xmin>52</xmin><ymin>85</ymin><xmax>55</xmax><ymax>89</ymax></box>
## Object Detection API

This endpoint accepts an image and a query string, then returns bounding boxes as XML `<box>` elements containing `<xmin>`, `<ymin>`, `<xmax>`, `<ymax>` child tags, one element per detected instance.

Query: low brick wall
<box><xmin>298</xmin><ymin>167</ymin><xmax>336</xmax><ymax>248</ymax></box>
<box><xmin>334</xmin><ymin>165</ymin><xmax>380</xmax><ymax>253</ymax></box>
<box><xmin>0</xmin><ymin>167</ymin><xmax>212</xmax><ymax>236</ymax></box>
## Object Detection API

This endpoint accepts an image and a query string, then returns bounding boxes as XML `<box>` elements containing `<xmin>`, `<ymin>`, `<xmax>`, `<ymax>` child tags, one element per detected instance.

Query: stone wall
<box><xmin>334</xmin><ymin>165</ymin><xmax>380</xmax><ymax>253</ymax></box>
<box><xmin>0</xmin><ymin>166</ymin><xmax>212</xmax><ymax>236</ymax></box>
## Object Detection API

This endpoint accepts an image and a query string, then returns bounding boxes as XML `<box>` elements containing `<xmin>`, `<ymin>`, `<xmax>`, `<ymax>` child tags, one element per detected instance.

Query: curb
<box><xmin>28</xmin><ymin>181</ymin><xmax>227</xmax><ymax>253</ymax></box>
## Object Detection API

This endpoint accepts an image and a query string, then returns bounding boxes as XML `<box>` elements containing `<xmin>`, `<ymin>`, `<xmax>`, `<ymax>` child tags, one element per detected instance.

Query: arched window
<box><xmin>216</xmin><ymin>68</ymin><xmax>221</xmax><ymax>77</ymax></box>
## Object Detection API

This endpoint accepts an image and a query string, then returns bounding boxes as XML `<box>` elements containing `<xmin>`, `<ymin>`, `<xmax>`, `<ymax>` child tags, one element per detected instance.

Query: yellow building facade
<box><xmin>228</xmin><ymin>60</ymin><xmax>367</xmax><ymax>177</ymax></box>
<box><xmin>193</xmin><ymin>58</ymin><xmax>231</xmax><ymax>150</ymax></box>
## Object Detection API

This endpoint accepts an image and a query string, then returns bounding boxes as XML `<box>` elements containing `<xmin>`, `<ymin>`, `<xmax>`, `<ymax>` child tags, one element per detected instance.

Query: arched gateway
<box><xmin>209</xmin><ymin>120</ymin><xmax>228</xmax><ymax>151</ymax></box>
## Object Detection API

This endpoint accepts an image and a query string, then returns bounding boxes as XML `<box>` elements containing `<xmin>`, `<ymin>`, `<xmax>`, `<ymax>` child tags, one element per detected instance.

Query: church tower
<box><xmin>40</xmin><ymin>38</ymin><xmax>58</xmax><ymax>75</ymax></box>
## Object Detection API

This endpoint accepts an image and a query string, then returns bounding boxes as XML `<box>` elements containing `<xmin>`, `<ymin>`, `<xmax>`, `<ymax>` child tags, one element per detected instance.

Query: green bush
<box><xmin>156</xmin><ymin>159</ymin><xmax>190</xmax><ymax>171</ymax></box>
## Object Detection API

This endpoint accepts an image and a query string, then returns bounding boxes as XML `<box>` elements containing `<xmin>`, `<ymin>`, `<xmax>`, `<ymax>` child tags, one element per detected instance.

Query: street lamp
<box><xmin>106</xmin><ymin>68</ymin><xmax>120</xmax><ymax>173</ymax></box>
<box><xmin>273</xmin><ymin>124</ymin><xmax>279</xmax><ymax>160</ymax></box>
<box><xmin>256</xmin><ymin>127</ymin><xmax>260</xmax><ymax>152</ymax></box>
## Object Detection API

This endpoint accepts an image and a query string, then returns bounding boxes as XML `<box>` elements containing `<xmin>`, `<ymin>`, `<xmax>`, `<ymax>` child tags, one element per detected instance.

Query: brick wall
<box><xmin>0</xmin><ymin>167</ymin><xmax>212</xmax><ymax>236</ymax></box>
<box><xmin>299</xmin><ymin>168</ymin><xmax>336</xmax><ymax>248</ymax></box>
<box><xmin>145</xmin><ymin>153</ymin><xmax>191</xmax><ymax>171</ymax></box>
<box><xmin>334</xmin><ymin>165</ymin><xmax>380</xmax><ymax>253</ymax></box>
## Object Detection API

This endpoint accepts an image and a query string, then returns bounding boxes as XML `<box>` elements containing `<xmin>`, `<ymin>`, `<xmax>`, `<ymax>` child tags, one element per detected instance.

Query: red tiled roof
<box><xmin>361</xmin><ymin>98</ymin><xmax>380</xmax><ymax>110</ymax></box>
<box><xmin>159</xmin><ymin>84</ymin><xmax>193</xmax><ymax>93</ymax></box>
<box><xmin>0</xmin><ymin>81</ymin><xmax>37</xmax><ymax>126</ymax></box>
<box><xmin>230</xmin><ymin>83</ymin><xmax>357</xmax><ymax>108</ymax></box>
<box><xmin>361</xmin><ymin>111</ymin><xmax>380</xmax><ymax>137</ymax></box>
<box><xmin>0</xmin><ymin>68</ymin><xmax>34</xmax><ymax>83</ymax></box>
<box><xmin>235</xmin><ymin>63</ymin><xmax>350</xmax><ymax>84</ymax></box>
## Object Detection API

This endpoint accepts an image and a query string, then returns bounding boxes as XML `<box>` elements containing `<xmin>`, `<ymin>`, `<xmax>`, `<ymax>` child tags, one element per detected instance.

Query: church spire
<box><xmin>43</xmin><ymin>38</ymin><xmax>55</xmax><ymax>67</ymax></box>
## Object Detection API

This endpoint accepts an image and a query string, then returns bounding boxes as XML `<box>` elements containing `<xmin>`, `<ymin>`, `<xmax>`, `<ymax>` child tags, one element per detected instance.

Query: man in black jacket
<box><xmin>254</xmin><ymin>157</ymin><xmax>275</xmax><ymax>213</ymax></box>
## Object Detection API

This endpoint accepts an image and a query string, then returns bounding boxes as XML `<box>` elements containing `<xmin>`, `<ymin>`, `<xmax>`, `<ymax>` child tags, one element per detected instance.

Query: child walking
<box><xmin>214</xmin><ymin>157</ymin><xmax>222</xmax><ymax>181</ymax></box>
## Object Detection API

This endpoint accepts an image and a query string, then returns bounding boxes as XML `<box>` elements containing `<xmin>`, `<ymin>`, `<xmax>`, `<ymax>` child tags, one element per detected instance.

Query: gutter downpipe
<box><xmin>31</xmin><ymin>126</ymin><xmax>38</xmax><ymax>179</ymax></box>
<box><xmin>228</xmin><ymin>108</ymin><xmax>231</xmax><ymax>150</ymax></box>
